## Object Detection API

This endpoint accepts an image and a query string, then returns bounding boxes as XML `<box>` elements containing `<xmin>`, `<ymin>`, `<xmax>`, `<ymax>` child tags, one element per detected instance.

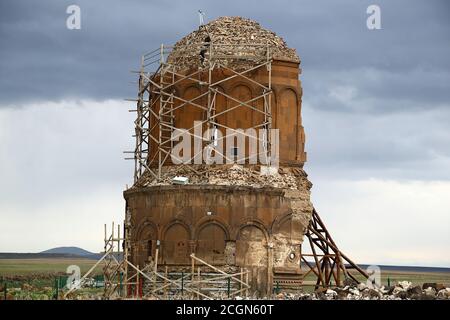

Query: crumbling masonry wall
<box><xmin>125</xmin><ymin>165</ymin><xmax>313</xmax><ymax>295</ymax></box>
<box><xmin>126</xmin><ymin>16</ymin><xmax>314</xmax><ymax>296</ymax></box>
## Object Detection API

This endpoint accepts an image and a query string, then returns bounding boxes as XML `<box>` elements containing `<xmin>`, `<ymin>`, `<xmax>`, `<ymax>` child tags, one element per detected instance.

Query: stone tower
<box><xmin>124</xmin><ymin>17</ymin><xmax>313</xmax><ymax>296</ymax></box>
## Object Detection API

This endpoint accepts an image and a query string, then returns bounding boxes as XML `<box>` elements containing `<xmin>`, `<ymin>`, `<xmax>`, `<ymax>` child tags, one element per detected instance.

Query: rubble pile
<box><xmin>272</xmin><ymin>281</ymin><xmax>450</xmax><ymax>300</ymax></box>
<box><xmin>167</xmin><ymin>16</ymin><xmax>300</xmax><ymax>71</ymax></box>
<box><xmin>134</xmin><ymin>164</ymin><xmax>310</xmax><ymax>191</ymax></box>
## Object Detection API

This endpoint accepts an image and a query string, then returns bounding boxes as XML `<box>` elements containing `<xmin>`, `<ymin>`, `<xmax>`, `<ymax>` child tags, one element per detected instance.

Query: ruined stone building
<box><xmin>124</xmin><ymin>17</ymin><xmax>315</xmax><ymax>296</ymax></box>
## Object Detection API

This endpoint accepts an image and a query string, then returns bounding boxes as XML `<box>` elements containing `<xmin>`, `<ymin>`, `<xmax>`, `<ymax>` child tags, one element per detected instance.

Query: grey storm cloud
<box><xmin>0</xmin><ymin>1</ymin><xmax>450</xmax><ymax>262</ymax></box>
<box><xmin>303</xmin><ymin>105</ymin><xmax>450</xmax><ymax>181</ymax></box>
<box><xmin>0</xmin><ymin>0</ymin><xmax>449</xmax><ymax>183</ymax></box>
<box><xmin>0</xmin><ymin>0</ymin><xmax>449</xmax><ymax>108</ymax></box>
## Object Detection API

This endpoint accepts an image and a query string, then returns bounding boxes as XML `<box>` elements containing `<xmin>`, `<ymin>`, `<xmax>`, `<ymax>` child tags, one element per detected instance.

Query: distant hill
<box><xmin>40</xmin><ymin>246</ymin><xmax>95</xmax><ymax>256</ymax></box>
<box><xmin>0</xmin><ymin>247</ymin><xmax>102</xmax><ymax>260</ymax></box>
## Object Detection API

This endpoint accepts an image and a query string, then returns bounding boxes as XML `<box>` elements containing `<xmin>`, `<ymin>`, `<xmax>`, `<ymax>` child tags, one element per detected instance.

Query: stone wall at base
<box><xmin>124</xmin><ymin>166</ymin><xmax>313</xmax><ymax>296</ymax></box>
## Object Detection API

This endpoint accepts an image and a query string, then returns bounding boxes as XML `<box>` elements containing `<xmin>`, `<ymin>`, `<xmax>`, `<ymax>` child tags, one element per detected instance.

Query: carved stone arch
<box><xmin>218</xmin><ymin>83</ymin><xmax>254</xmax><ymax>163</ymax></box>
<box><xmin>235</xmin><ymin>219</ymin><xmax>269</xmax><ymax>266</ymax></box>
<box><xmin>235</xmin><ymin>220</ymin><xmax>269</xmax><ymax>296</ymax></box>
<box><xmin>133</xmin><ymin>219</ymin><xmax>159</xmax><ymax>267</ymax></box>
<box><xmin>233</xmin><ymin>218</ymin><xmax>269</xmax><ymax>241</ymax></box>
<box><xmin>195</xmin><ymin>218</ymin><xmax>230</xmax><ymax>265</ymax></box>
<box><xmin>270</xmin><ymin>211</ymin><xmax>293</xmax><ymax>235</ymax></box>
<box><xmin>135</xmin><ymin>218</ymin><xmax>159</xmax><ymax>241</ymax></box>
<box><xmin>228</xmin><ymin>83</ymin><xmax>253</xmax><ymax>129</ymax></box>
<box><xmin>179</xmin><ymin>83</ymin><xmax>202</xmax><ymax>99</ymax></box>
<box><xmin>194</xmin><ymin>217</ymin><xmax>230</xmax><ymax>240</ymax></box>
<box><xmin>229</xmin><ymin>81</ymin><xmax>255</xmax><ymax>96</ymax></box>
<box><xmin>278</xmin><ymin>87</ymin><xmax>299</xmax><ymax>161</ymax></box>
<box><xmin>161</xmin><ymin>220</ymin><xmax>192</xmax><ymax>265</ymax></box>
<box><xmin>175</xmin><ymin>85</ymin><xmax>205</xmax><ymax>131</ymax></box>
<box><xmin>161</xmin><ymin>218</ymin><xmax>193</xmax><ymax>240</ymax></box>
<box><xmin>281</xmin><ymin>86</ymin><xmax>300</xmax><ymax>100</ymax></box>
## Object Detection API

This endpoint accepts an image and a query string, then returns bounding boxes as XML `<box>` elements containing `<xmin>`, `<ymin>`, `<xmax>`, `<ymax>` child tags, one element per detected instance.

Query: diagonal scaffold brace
<box><xmin>301</xmin><ymin>208</ymin><xmax>369</xmax><ymax>289</ymax></box>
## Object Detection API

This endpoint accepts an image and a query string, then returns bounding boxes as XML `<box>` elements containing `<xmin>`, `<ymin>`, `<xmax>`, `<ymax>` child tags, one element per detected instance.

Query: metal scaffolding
<box><xmin>62</xmin><ymin>211</ymin><xmax>369</xmax><ymax>299</ymax></box>
<box><xmin>63</xmin><ymin>221</ymin><xmax>251</xmax><ymax>300</ymax></box>
<box><xmin>125</xmin><ymin>42</ymin><xmax>274</xmax><ymax>183</ymax></box>
<box><xmin>300</xmin><ymin>209</ymin><xmax>369</xmax><ymax>289</ymax></box>
<box><xmin>116</xmin><ymin>42</ymin><xmax>370</xmax><ymax>297</ymax></box>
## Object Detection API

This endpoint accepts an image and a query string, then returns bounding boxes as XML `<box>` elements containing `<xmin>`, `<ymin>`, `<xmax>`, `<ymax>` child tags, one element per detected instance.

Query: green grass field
<box><xmin>1</xmin><ymin>258</ymin><xmax>449</xmax><ymax>299</ymax></box>
<box><xmin>1</xmin><ymin>258</ymin><xmax>449</xmax><ymax>285</ymax></box>
<box><xmin>0</xmin><ymin>258</ymin><xmax>101</xmax><ymax>276</ymax></box>
<box><xmin>0</xmin><ymin>258</ymin><xmax>104</xmax><ymax>300</ymax></box>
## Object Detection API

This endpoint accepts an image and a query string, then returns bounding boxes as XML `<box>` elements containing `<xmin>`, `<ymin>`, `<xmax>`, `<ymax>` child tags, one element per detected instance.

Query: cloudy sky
<box><xmin>0</xmin><ymin>0</ymin><xmax>449</xmax><ymax>267</ymax></box>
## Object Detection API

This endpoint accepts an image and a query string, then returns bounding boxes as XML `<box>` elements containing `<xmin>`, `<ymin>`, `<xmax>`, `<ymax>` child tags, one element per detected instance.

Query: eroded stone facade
<box><xmin>125</xmin><ymin>17</ymin><xmax>313</xmax><ymax>296</ymax></box>
<box><xmin>124</xmin><ymin>167</ymin><xmax>313</xmax><ymax>295</ymax></box>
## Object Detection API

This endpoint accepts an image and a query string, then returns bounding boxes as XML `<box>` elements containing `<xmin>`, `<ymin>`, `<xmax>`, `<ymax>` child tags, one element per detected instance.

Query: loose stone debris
<box><xmin>134</xmin><ymin>164</ymin><xmax>311</xmax><ymax>191</ymax></box>
<box><xmin>132</xmin><ymin>164</ymin><xmax>314</xmax><ymax>244</ymax></box>
<box><xmin>270</xmin><ymin>282</ymin><xmax>450</xmax><ymax>300</ymax></box>
<box><xmin>3</xmin><ymin>278</ymin><xmax>448</xmax><ymax>300</ymax></box>
<box><xmin>167</xmin><ymin>16</ymin><xmax>300</xmax><ymax>71</ymax></box>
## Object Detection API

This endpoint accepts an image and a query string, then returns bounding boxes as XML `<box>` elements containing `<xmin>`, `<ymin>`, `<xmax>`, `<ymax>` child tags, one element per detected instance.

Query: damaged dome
<box><xmin>167</xmin><ymin>16</ymin><xmax>300</xmax><ymax>71</ymax></box>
